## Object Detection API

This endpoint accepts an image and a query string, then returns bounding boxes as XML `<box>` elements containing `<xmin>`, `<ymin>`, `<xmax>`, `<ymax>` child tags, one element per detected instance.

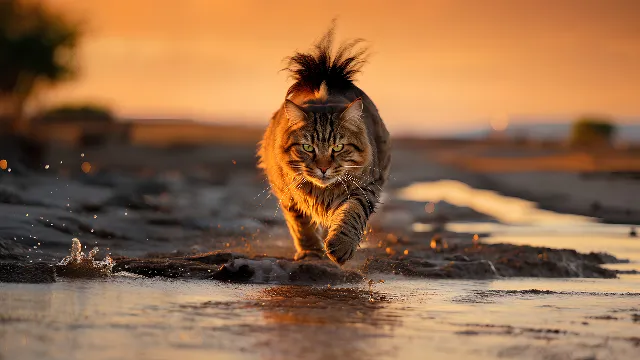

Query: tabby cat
<box><xmin>258</xmin><ymin>27</ymin><xmax>390</xmax><ymax>265</ymax></box>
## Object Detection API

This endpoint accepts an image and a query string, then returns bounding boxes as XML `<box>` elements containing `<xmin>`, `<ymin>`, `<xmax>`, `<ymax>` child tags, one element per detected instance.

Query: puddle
<box><xmin>3</xmin><ymin>179</ymin><xmax>640</xmax><ymax>360</ymax></box>
<box><xmin>1</xmin><ymin>277</ymin><xmax>639</xmax><ymax>360</ymax></box>
<box><xmin>398</xmin><ymin>180</ymin><xmax>640</xmax><ymax>270</ymax></box>
<box><xmin>397</xmin><ymin>180</ymin><xmax>591</xmax><ymax>225</ymax></box>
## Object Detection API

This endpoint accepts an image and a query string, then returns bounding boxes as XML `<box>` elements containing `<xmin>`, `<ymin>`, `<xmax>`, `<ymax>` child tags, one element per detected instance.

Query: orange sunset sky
<box><xmin>41</xmin><ymin>0</ymin><xmax>640</xmax><ymax>134</ymax></box>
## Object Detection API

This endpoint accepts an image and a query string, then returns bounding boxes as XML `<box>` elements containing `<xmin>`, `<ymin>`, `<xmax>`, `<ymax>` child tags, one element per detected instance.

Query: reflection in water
<box><xmin>247</xmin><ymin>285</ymin><xmax>401</xmax><ymax>360</ymax></box>
<box><xmin>254</xmin><ymin>286</ymin><xmax>391</xmax><ymax>326</ymax></box>
<box><xmin>3</xmin><ymin>180</ymin><xmax>639</xmax><ymax>360</ymax></box>
<box><xmin>2</xmin><ymin>278</ymin><xmax>639</xmax><ymax>360</ymax></box>
<box><xmin>397</xmin><ymin>180</ymin><xmax>590</xmax><ymax>225</ymax></box>
<box><xmin>399</xmin><ymin>180</ymin><xmax>640</xmax><ymax>268</ymax></box>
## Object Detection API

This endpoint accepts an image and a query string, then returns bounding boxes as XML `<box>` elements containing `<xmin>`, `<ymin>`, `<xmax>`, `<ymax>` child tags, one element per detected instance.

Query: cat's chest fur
<box><xmin>290</xmin><ymin>181</ymin><xmax>348</xmax><ymax>224</ymax></box>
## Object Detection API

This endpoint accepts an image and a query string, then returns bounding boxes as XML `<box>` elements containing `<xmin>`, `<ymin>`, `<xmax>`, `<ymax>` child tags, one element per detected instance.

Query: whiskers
<box><xmin>274</xmin><ymin>172</ymin><xmax>308</xmax><ymax>218</ymax></box>
<box><xmin>338</xmin><ymin>171</ymin><xmax>382</xmax><ymax>210</ymax></box>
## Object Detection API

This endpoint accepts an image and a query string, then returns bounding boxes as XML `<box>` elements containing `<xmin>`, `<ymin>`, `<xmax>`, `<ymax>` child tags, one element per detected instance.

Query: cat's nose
<box><xmin>318</xmin><ymin>166</ymin><xmax>330</xmax><ymax>174</ymax></box>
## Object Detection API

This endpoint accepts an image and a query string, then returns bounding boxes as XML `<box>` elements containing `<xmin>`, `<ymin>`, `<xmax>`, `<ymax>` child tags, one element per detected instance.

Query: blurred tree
<box><xmin>569</xmin><ymin>117</ymin><xmax>616</xmax><ymax>148</ymax></box>
<box><xmin>0</xmin><ymin>0</ymin><xmax>80</xmax><ymax>134</ymax></box>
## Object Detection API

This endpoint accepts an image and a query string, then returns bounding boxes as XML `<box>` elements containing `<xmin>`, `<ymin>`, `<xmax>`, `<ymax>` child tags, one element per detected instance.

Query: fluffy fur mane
<box><xmin>284</xmin><ymin>22</ymin><xmax>368</xmax><ymax>98</ymax></box>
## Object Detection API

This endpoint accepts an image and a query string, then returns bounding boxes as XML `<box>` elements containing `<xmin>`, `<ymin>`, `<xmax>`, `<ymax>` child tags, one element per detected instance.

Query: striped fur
<box><xmin>257</xmin><ymin>27</ymin><xmax>390</xmax><ymax>265</ymax></box>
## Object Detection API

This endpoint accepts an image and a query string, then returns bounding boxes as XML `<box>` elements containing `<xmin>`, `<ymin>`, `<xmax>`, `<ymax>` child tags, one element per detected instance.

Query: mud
<box><xmin>359</xmin><ymin>239</ymin><xmax>622</xmax><ymax>279</ymax></box>
<box><xmin>0</xmin><ymin>263</ymin><xmax>55</xmax><ymax>283</ymax></box>
<box><xmin>113</xmin><ymin>253</ymin><xmax>362</xmax><ymax>284</ymax></box>
<box><xmin>2</xmin><ymin>232</ymin><xmax>625</xmax><ymax>284</ymax></box>
<box><xmin>2</xmin><ymin>143</ymin><xmax>640</xmax><ymax>359</ymax></box>
<box><xmin>1</xmin><ymin>144</ymin><xmax>634</xmax><ymax>285</ymax></box>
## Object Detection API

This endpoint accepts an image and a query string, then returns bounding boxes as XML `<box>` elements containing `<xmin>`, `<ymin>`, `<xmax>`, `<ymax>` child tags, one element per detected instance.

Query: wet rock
<box><xmin>208</xmin><ymin>258</ymin><xmax>362</xmax><ymax>284</ymax></box>
<box><xmin>209</xmin><ymin>263</ymin><xmax>255</xmax><ymax>282</ymax></box>
<box><xmin>362</xmin><ymin>257</ymin><xmax>499</xmax><ymax>279</ymax></box>
<box><xmin>615</xmin><ymin>269</ymin><xmax>639</xmax><ymax>275</ymax></box>
<box><xmin>462</xmin><ymin>244</ymin><xmax>621</xmax><ymax>278</ymax></box>
<box><xmin>185</xmin><ymin>251</ymin><xmax>245</xmax><ymax>265</ymax></box>
<box><xmin>113</xmin><ymin>255</ymin><xmax>362</xmax><ymax>285</ymax></box>
<box><xmin>493</xmin><ymin>254</ymin><xmax>617</xmax><ymax>278</ymax></box>
<box><xmin>284</xmin><ymin>260</ymin><xmax>362</xmax><ymax>284</ymax></box>
<box><xmin>113</xmin><ymin>258</ymin><xmax>219</xmax><ymax>278</ymax></box>
<box><xmin>583</xmin><ymin>252</ymin><xmax>628</xmax><ymax>264</ymax></box>
<box><xmin>444</xmin><ymin>254</ymin><xmax>471</xmax><ymax>262</ymax></box>
<box><xmin>362</xmin><ymin>258</ymin><xmax>436</xmax><ymax>276</ymax></box>
<box><xmin>0</xmin><ymin>263</ymin><xmax>56</xmax><ymax>283</ymax></box>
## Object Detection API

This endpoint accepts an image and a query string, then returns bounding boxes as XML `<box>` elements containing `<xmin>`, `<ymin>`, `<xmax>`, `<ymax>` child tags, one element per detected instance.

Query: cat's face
<box><xmin>282</xmin><ymin>98</ymin><xmax>371</xmax><ymax>187</ymax></box>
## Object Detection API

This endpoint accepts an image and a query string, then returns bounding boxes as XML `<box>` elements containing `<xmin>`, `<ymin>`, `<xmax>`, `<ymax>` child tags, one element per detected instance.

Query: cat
<box><xmin>258</xmin><ymin>25</ymin><xmax>390</xmax><ymax>265</ymax></box>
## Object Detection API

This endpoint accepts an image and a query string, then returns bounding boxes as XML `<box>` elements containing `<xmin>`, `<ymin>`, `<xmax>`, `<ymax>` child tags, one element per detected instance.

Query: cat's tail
<box><xmin>283</xmin><ymin>20</ymin><xmax>369</xmax><ymax>98</ymax></box>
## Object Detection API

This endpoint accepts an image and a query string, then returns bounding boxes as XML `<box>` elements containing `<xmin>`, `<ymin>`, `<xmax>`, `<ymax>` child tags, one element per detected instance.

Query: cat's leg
<box><xmin>325</xmin><ymin>190</ymin><xmax>378</xmax><ymax>265</ymax></box>
<box><xmin>282</xmin><ymin>206</ymin><xmax>324</xmax><ymax>260</ymax></box>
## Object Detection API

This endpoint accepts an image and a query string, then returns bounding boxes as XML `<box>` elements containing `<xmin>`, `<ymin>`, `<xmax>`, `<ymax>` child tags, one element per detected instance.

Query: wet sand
<box><xmin>413</xmin><ymin>139</ymin><xmax>640</xmax><ymax>224</ymax></box>
<box><xmin>2</xmin><ymin>276</ymin><xmax>639</xmax><ymax>360</ymax></box>
<box><xmin>2</xmin><ymin>139</ymin><xmax>640</xmax><ymax>359</ymax></box>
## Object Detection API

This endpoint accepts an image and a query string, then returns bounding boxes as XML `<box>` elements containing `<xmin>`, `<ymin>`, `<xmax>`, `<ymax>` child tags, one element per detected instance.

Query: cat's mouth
<box><xmin>306</xmin><ymin>173</ymin><xmax>338</xmax><ymax>187</ymax></box>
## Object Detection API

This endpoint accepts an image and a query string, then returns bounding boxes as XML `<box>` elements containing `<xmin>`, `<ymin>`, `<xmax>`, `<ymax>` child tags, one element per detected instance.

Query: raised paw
<box><xmin>294</xmin><ymin>250</ymin><xmax>324</xmax><ymax>261</ymax></box>
<box><xmin>324</xmin><ymin>235</ymin><xmax>358</xmax><ymax>265</ymax></box>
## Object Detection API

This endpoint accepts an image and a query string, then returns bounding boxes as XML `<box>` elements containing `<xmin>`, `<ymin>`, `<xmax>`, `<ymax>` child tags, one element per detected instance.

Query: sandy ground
<box><xmin>2</xmin><ymin>137</ymin><xmax>640</xmax><ymax>360</ymax></box>
<box><xmin>412</xmin><ymin>139</ymin><xmax>640</xmax><ymax>224</ymax></box>
<box><xmin>0</xmin><ymin>139</ymin><xmax>633</xmax><ymax>283</ymax></box>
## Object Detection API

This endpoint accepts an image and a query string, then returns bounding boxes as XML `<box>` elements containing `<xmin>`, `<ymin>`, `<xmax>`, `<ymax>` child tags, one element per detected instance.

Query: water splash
<box><xmin>56</xmin><ymin>238</ymin><xmax>113</xmax><ymax>278</ymax></box>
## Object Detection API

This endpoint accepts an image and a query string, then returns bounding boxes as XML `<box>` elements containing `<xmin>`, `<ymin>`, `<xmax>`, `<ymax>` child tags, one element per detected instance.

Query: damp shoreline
<box><xmin>2</xmin><ymin>141</ymin><xmax>640</xmax><ymax>359</ymax></box>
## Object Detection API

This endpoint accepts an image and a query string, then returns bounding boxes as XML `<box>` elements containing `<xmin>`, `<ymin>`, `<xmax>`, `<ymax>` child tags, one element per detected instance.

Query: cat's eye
<box><xmin>332</xmin><ymin>144</ymin><xmax>344</xmax><ymax>152</ymax></box>
<box><xmin>302</xmin><ymin>144</ymin><xmax>314</xmax><ymax>152</ymax></box>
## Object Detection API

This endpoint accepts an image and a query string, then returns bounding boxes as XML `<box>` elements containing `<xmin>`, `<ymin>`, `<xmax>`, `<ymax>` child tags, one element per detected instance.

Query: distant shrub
<box><xmin>570</xmin><ymin>117</ymin><xmax>616</xmax><ymax>148</ymax></box>
<box><xmin>34</xmin><ymin>104</ymin><xmax>114</xmax><ymax>124</ymax></box>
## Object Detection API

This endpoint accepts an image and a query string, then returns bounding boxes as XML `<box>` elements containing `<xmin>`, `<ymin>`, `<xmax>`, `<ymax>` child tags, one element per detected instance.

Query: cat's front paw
<box><xmin>324</xmin><ymin>234</ymin><xmax>357</xmax><ymax>265</ymax></box>
<box><xmin>294</xmin><ymin>250</ymin><xmax>324</xmax><ymax>261</ymax></box>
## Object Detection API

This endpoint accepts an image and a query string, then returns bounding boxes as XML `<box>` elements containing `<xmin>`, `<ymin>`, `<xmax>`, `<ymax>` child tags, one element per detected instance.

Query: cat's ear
<box><xmin>340</xmin><ymin>98</ymin><xmax>363</xmax><ymax>125</ymax></box>
<box><xmin>284</xmin><ymin>99</ymin><xmax>307</xmax><ymax>126</ymax></box>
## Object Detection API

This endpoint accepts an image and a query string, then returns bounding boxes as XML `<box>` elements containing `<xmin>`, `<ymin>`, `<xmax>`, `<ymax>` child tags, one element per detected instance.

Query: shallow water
<box><xmin>1</xmin><ymin>276</ymin><xmax>639</xmax><ymax>360</ymax></box>
<box><xmin>397</xmin><ymin>180</ymin><xmax>592</xmax><ymax>225</ymax></box>
<box><xmin>3</xmin><ymin>179</ymin><xmax>640</xmax><ymax>359</ymax></box>
<box><xmin>402</xmin><ymin>180</ymin><xmax>640</xmax><ymax>271</ymax></box>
